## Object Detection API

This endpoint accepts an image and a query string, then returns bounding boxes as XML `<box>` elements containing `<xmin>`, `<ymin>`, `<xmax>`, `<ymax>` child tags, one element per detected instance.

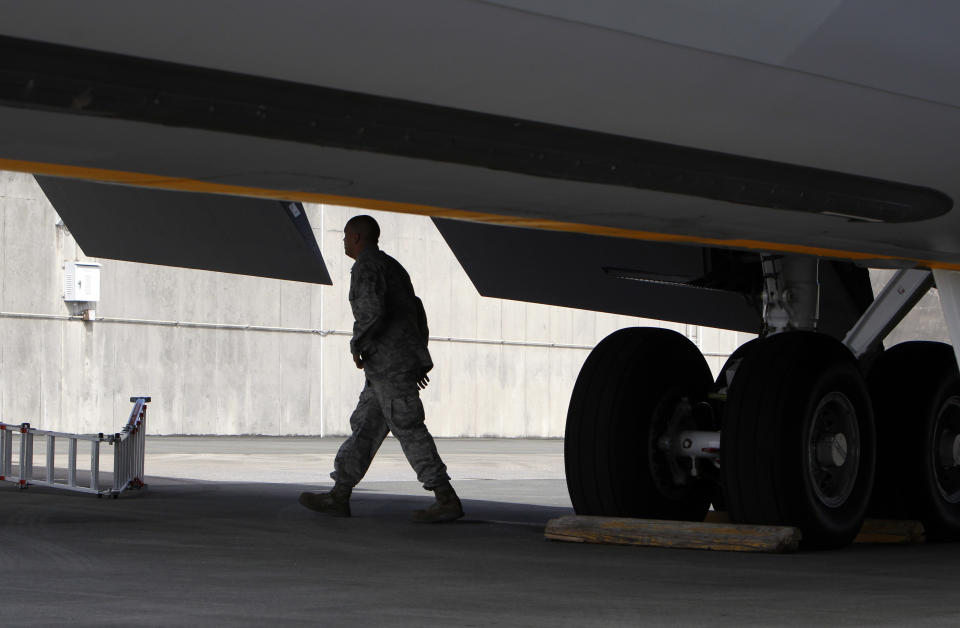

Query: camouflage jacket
<box><xmin>349</xmin><ymin>247</ymin><xmax>432</xmax><ymax>379</ymax></box>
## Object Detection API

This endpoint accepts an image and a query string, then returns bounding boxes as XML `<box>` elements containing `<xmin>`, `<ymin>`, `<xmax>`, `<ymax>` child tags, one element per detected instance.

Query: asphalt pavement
<box><xmin>2</xmin><ymin>437</ymin><xmax>959</xmax><ymax>626</ymax></box>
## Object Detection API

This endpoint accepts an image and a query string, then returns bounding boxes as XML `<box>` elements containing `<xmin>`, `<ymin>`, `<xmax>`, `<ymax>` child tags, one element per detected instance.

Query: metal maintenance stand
<box><xmin>1</xmin><ymin>396</ymin><xmax>150</xmax><ymax>498</ymax></box>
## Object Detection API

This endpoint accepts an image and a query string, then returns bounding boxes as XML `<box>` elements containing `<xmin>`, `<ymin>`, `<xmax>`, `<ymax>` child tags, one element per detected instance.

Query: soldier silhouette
<box><xmin>299</xmin><ymin>215</ymin><xmax>463</xmax><ymax>522</ymax></box>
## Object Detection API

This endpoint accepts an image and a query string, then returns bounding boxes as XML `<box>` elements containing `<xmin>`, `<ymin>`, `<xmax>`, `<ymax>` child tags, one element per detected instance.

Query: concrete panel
<box><xmin>138</xmin><ymin>329</ymin><xmax>168</xmax><ymax>434</ymax></box>
<box><xmin>474</xmin><ymin>343</ymin><xmax>504</xmax><ymax>437</ymax></box>
<box><xmin>180</xmin><ymin>327</ymin><xmax>218</xmax><ymax>435</ymax></box>
<box><xmin>102</xmin><ymin>259</ymin><xmax>150</xmax><ymax>320</ymax></box>
<box><xmin>452</xmin><ymin>341</ymin><xmax>478</xmax><ymax>436</ymax></box>
<box><xmin>307</xmin><ymin>333</ymin><xmax>325</xmax><ymax>436</ymax></box>
<box><xmin>422</xmin><ymin>236</ymin><xmax>454</xmax><ymax>339</ymax></box>
<box><xmin>0</xmin><ymin>193</ymin><xmax>6</xmax><ymax>321</ymax></box>
<box><xmin>2</xmin><ymin>195</ymin><xmax>49</xmax><ymax>313</ymax></box>
<box><xmin>57</xmin><ymin>318</ymin><xmax>82</xmax><ymax>433</ymax></box>
<box><xmin>525</xmin><ymin>302</ymin><xmax>551</xmax><ymax>344</ymax></box>
<box><xmin>548</xmin><ymin>349</ymin><xmax>583</xmax><ymax>436</ymax></box>
<box><xmin>151</xmin><ymin>326</ymin><xmax>183</xmax><ymax>433</ymax></box>
<box><xmin>182</xmin><ymin>269</ymin><xmax>211</xmax><ymax>325</ymax></box>
<box><xmin>320</xmin><ymin>334</ymin><xmax>344</xmax><ymax>437</ymax></box>
<box><xmin>548</xmin><ymin>306</ymin><xmax>574</xmax><ymax>346</ymax></box>
<box><xmin>102</xmin><ymin>321</ymin><xmax>135</xmax><ymax>430</ymax></box>
<box><xmin>279</xmin><ymin>333</ymin><xmax>314</xmax><ymax>435</ymax></box>
<box><xmin>500</xmin><ymin>300</ymin><xmax>526</xmax><ymax>343</ymax></box>
<box><xmin>497</xmin><ymin>337</ymin><xmax>527</xmax><ymax>437</ymax></box>
<box><xmin>105</xmin><ymin>321</ymin><xmax>156</xmax><ymax>430</ymax></box>
<box><xmin>476</xmin><ymin>297</ymin><xmax>502</xmax><ymax>341</ymax></box>
<box><xmin>422</xmin><ymin>341</ymin><xmax>456</xmax><ymax>436</ymax></box>
<box><xmin>244</xmin><ymin>332</ymin><xmax>281</xmax><ymax>435</ymax></box>
<box><xmin>523</xmin><ymin>346</ymin><xmax>551</xmax><ymax>437</ymax></box>
<box><xmin>213</xmin><ymin>328</ymin><xmax>246</xmax><ymax>433</ymax></box>
<box><xmin>0</xmin><ymin>170</ymin><xmax>39</xmax><ymax>200</ymax></box>
<box><xmin>571</xmin><ymin>308</ymin><xmax>596</xmax><ymax>347</ymax></box>
<box><xmin>37</xmin><ymin>319</ymin><xmax>63</xmax><ymax>431</ymax></box>
<box><xmin>1</xmin><ymin>318</ymin><xmax>42</xmax><ymax>422</ymax></box>
<box><xmin>450</xmin><ymin>279</ymin><xmax>479</xmax><ymax>344</ymax></box>
<box><xmin>280</xmin><ymin>281</ymin><xmax>313</xmax><ymax>329</ymax></box>
<box><xmin>80</xmin><ymin>320</ymin><xmax>110</xmax><ymax>433</ymax></box>
<box><xmin>141</xmin><ymin>265</ymin><xmax>182</xmax><ymax>322</ymax></box>
<box><xmin>221</xmin><ymin>276</ymin><xmax>279</xmax><ymax>328</ymax></box>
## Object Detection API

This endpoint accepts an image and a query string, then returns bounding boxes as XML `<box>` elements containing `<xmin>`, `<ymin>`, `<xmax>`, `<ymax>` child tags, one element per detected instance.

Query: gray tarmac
<box><xmin>3</xmin><ymin>437</ymin><xmax>960</xmax><ymax>627</ymax></box>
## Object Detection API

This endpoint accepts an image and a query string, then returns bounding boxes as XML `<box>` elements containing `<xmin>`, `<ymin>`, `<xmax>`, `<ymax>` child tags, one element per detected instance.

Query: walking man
<box><xmin>299</xmin><ymin>215</ymin><xmax>464</xmax><ymax>523</ymax></box>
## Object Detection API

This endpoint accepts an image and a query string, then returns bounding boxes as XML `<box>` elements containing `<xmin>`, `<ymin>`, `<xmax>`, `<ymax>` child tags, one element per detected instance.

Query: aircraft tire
<box><xmin>868</xmin><ymin>341</ymin><xmax>960</xmax><ymax>541</ymax></box>
<box><xmin>564</xmin><ymin>327</ymin><xmax>713</xmax><ymax>520</ymax></box>
<box><xmin>709</xmin><ymin>339</ymin><xmax>760</xmax><ymax>513</ymax></box>
<box><xmin>721</xmin><ymin>332</ymin><xmax>875</xmax><ymax>549</ymax></box>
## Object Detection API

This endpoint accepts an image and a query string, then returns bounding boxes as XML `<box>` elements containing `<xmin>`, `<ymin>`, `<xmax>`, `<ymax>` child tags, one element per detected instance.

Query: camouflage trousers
<box><xmin>331</xmin><ymin>376</ymin><xmax>450</xmax><ymax>490</ymax></box>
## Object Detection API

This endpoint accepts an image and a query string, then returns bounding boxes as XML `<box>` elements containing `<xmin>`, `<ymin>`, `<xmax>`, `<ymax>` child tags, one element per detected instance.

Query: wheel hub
<box><xmin>807</xmin><ymin>391</ymin><xmax>860</xmax><ymax>509</ymax></box>
<box><xmin>934</xmin><ymin>397</ymin><xmax>960</xmax><ymax>504</ymax></box>
<box><xmin>650</xmin><ymin>395</ymin><xmax>696</xmax><ymax>492</ymax></box>
<box><xmin>650</xmin><ymin>393</ymin><xmax>715</xmax><ymax>496</ymax></box>
<box><xmin>816</xmin><ymin>432</ymin><xmax>849</xmax><ymax>468</ymax></box>
<box><xmin>940</xmin><ymin>433</ymin><xmax>960</xmax><ymax>468</ymax></box>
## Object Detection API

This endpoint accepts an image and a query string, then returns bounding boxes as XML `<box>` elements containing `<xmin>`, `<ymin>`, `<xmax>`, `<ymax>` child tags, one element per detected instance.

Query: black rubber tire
<box><xmin>709</xmin><ymin>339</ymin><xmax>760</xmax><ymax>513</ymax></box>
<box><xmin>868</xmin><ymin>341</ymin><xmax>960</xmax><ymax>541</ymax></box>
<box><xmin>564</xmin><ymin>327</ymin><xmax>713</xmax><ymax>521</ymax></box>
<box><xmin>721</xmin><ymin>332</ymin><xmax>876</xmax><ymax>549</ymax></box>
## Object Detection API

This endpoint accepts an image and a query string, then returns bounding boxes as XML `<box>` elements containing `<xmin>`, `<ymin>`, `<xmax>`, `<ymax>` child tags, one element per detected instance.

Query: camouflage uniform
<box><xmin>331</xmin><ymin>248</ymin><xmax>450</xmax><ymax>490</ymax></box>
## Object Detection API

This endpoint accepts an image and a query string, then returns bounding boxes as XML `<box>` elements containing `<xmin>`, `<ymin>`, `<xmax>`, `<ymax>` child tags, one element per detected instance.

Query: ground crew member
<box><xmin>299</xmin><ymin>215</ymin><xmax>464</xmax><ymax>523</ymax></box>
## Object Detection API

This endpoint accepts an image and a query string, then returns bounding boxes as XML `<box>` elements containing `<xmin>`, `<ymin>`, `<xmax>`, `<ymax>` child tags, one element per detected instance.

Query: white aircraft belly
<box><xmin>2</xmin><ymin>2</ymin><xmax>960</xmax><ymax>265</ymax></box>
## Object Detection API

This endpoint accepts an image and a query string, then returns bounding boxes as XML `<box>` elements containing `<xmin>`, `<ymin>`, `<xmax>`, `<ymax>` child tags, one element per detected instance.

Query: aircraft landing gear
<box><xmin>721</xmin><ymin>331</ymin><xmax>875</xmax><ymax>549</ymax></box>
<box><xmin>563</xmin><ymin>260</ymin><xmax>960</xmax><ymax>548</ymax></box>
<box><xmin>868</xmin><ymin>341</ymin><xmax>960</xmax><ymax>540</ymax></box>
<box><xmin>564</xmin><ymin>327</ymin><xmax>715</xmax><ymax>521</ymax></box>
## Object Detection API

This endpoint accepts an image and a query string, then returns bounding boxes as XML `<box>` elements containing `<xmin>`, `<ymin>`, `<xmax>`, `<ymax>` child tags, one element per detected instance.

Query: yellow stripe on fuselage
<box><xmin>3</xmin><ymin>157</ymin><xmax>958</xmax><ymax>271</ymax></box>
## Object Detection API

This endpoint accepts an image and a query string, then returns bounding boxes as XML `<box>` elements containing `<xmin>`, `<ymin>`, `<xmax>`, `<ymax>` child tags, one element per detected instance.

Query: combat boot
<box><xmin>299</xmin><ymin>484</ymin><xmax>352</xmax><ymax>517</ymax></box>
<box><xmin>412</xmin><ymin>481</ymin><xmax>464</xmax><ymax>523</ymax></box>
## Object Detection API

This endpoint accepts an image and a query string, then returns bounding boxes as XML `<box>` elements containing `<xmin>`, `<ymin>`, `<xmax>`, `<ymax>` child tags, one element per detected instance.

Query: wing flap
<box><xmin>36</xmin><ymin>176</ymin><xmax>331</xmax><ymax>284</ymax></box>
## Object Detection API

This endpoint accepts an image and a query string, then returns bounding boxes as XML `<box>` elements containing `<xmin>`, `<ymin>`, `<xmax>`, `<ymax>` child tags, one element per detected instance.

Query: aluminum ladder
<box><xmin>0</xmin><ymin>396</ymin><xmax>150</xmax><ymax>498</ymax></box>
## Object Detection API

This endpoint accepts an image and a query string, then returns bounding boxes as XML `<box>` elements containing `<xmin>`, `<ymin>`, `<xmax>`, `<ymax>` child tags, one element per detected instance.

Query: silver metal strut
<box><xmin>842</xmin><ymin>268</ymin><xmax>933</xmax><ymax>359</ymax></box>
<box><xmin>761</xmin><ymin>255</ymin><xmax>820</xmax><ymax>336</ymax></box>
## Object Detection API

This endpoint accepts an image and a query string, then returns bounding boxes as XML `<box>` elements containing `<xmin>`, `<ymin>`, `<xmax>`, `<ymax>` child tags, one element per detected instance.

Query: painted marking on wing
<box><xmin>3</xmin><ymin>157</ymin><xmax>959</xmax><ymax>271</ymax></box>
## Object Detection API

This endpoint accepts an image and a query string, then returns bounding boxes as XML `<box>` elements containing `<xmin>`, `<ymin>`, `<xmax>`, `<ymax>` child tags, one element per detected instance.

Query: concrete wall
<box><xmin>2</xmin><ymin>171</ymin><xmax>753</xmax><ymax>436</ymax></box>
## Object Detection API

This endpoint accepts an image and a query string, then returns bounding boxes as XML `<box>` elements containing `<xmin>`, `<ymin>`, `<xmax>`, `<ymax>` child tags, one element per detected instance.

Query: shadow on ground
<box><xmin>3</xmin><ymin>476</ymin><xmax>960</xmax><ymax>627</ymax></box>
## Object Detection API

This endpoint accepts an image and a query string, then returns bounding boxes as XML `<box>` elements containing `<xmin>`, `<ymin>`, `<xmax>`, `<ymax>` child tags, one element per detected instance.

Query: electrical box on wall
<box><xmin>63</xmin><ymin>261</ymin><xmax>101</xmax><ymax>302</ymax></box>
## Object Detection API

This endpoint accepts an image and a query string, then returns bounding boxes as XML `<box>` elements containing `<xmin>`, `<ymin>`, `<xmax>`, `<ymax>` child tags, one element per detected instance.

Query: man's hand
<box><xmin>353</xmin><ymin>353</ymin><xmax>364</xmax><ymax>369</ymax></box>
<box><xmin>417</xmin><ymin>371</ymin><xmax>430</xmax><ymax>390</ymax></box>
